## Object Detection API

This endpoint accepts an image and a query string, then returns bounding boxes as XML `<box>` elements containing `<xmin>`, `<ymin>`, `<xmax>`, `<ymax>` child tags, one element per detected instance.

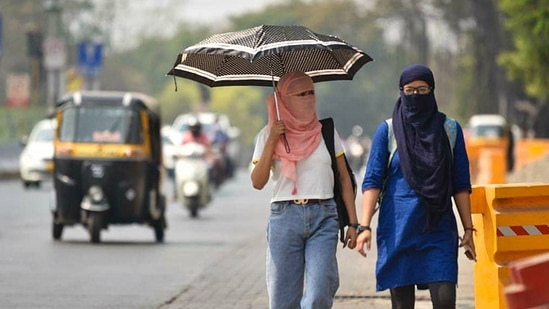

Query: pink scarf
<box><xmin>266</xmin><ymin>71</ymin><xmax>322</xmax><ymax>194</ymax></box>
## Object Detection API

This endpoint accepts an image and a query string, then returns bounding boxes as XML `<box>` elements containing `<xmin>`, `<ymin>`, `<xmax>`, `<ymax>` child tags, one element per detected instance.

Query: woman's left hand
<box><xmin>459</xmin><ymin>229</ymin><xmax>477</xmax><ymax>261</ymax></box>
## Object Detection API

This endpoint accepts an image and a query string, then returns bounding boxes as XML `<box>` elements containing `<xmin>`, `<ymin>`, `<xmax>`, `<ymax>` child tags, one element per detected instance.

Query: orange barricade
<box><xmin>466</xmin><ymin>138</ymin><xmax>508</xmax><ymax>184</ymax></box>
<box><xmin>514</xmin><ymin>139</ymin><xmax>549</xmax><ymax>171</ymax></box>
<box><xmin>471</xmin><ymin>184</ymin><xmax>549</xmax><ymax>308</ymax></box>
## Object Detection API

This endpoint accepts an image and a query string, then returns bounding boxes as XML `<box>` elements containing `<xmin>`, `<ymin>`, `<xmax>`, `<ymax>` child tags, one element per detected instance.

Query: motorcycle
<box><xmin>174</xmin><ymin>142</ymin><xmax>212</xmax><ymax>218</ymax></box>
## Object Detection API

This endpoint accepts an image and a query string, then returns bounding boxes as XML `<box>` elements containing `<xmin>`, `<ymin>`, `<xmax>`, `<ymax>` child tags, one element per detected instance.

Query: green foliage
<box><xmin>498</xmin><ymin>0</ymin><xmax>549</xmax><ymax>100</ymax></box>
<box><xmin>157</xmin><ymin>78</ymin><xmax>202</xmax><ymax>125</ymax></box>
<box><xmin>210</xmin><ymin>87</ymin><xmax>268</xmax><ymax>146</ymax></box>
<box><xmin>0</xmin><ymin>106</ymin><xmax>49</xmax><ymax>141</ymax></box>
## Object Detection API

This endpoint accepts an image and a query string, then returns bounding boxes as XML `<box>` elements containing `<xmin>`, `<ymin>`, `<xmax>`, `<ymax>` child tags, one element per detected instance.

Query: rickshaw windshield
<box><xmin>59</xmin><ymin>106</ymin><xmax>143</xmax><ymax>144</ymax></box>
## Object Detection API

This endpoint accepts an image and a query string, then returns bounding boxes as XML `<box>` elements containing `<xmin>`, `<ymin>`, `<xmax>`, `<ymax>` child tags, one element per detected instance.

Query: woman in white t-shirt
<box><xmin>251</xmin><ymin>71</ymin><xmax>359</xmax><ymax>309</ymax></box>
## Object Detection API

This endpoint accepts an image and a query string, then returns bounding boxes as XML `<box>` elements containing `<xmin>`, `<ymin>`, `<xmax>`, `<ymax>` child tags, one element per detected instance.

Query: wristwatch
<box><xmin>356</xmin><ymin>225</ymin><xmax>372</xmax><ymax>234</ymax></box>
<box><xmin>348</xmin><ymin>223</ymin><xmax>359</xmax><ymax>229</ymax></box>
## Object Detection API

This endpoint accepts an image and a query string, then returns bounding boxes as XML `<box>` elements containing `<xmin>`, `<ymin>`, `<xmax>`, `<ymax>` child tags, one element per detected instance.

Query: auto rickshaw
<box><xmin>51</xmin><ymin>91</ymin><xmax>167</xmax><ymax>243</ymax></box>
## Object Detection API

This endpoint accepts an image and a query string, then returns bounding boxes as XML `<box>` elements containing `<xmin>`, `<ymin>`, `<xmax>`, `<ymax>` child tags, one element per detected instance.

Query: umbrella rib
<box><xmin>275</xmin><ymin>53</ymin><xmax>286</xmax><ymax>76</ymax></box>
<box><xmin>213</xmin><ymin>55</ymin><xmax>231</xmax><ymax>82</ymax></box>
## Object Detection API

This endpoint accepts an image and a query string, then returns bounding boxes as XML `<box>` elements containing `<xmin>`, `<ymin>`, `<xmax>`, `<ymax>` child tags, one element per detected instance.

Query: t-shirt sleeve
<box><xmin>251</xmin><ymin>126</ymin><xmax>269</xmax><ymax>164</ymax></box>
<box><xmin>334</xmin><ymin>127</ymin><xmax>345</xmax><ymax>158</ymax></box>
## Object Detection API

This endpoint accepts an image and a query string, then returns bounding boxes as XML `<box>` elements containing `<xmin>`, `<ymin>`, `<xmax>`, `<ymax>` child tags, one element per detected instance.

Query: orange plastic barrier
<box><xmin>504</xmin><ymin>252</ymin><xmax>549</xmax><ymax>309</ymax></box>
<box><xmin>514</xmin><ymin>139</ymin><xmax>549</xmax><ymax>171</ymax></box>
<box><xmin>470</xmin><ymin>184</ymin><xmax>549</xmax><ymax>309</ymax></box>
<box><xmin>476</xmin><ymin>148</ymin><xmax>506</xmax><ymax>184</ymax></box>
<box><xmin>466</xmin><ymin>138</ymin><xmax>508</xmax><ymax>184</ymax></box>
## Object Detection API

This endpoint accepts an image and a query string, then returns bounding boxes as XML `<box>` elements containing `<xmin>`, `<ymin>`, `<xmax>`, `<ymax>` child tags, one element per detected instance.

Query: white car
<box><xmin>19</xmin><ymin>118</ymin><xmax>56</xmax><ymax>188</ymax></box>
<box><xmin>161</xmin><ymin>125</ymin><xmax>177</xmax><ymax>178</ymax></box>
<box><xmin>467</xmin><ymin>114</ymin><xmax>508</xmax><ymax>139</ymax></box>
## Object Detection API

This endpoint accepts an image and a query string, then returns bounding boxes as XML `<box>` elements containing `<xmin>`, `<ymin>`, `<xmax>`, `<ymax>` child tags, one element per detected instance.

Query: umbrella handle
<box><xmin>271</xmin><ymin>75</ymin><xmax>289</xmax><ymax>153</ymax></box>
<box><xmin>274</xmin><ymin>91</ymin><xmax>290</xmax><ymax>153</ymax></box>
<box><xmin>281</xmin><ymin>134</ymin><xmax>290</xmax><ymax>153</ymax></box>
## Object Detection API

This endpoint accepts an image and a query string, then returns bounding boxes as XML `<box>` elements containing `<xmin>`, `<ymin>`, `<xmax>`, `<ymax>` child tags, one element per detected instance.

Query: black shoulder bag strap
<box><xmin>320</xmin><ymin>117</ymin><xmax>353</xmax><ymax>243</ymax></box>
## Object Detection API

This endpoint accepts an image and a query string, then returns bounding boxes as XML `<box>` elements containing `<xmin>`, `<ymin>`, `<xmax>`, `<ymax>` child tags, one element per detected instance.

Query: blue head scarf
<box><xmin>392</xmin><ymin>64</ymin><xmax>452</xmax><ymax>228</ymax></box>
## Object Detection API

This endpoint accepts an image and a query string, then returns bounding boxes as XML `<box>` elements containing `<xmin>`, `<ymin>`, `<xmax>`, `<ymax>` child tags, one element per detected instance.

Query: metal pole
<box><xmin>44</xmin><ymin>0</ymin><xmax>63</xmax><ymax>114</ymax></box>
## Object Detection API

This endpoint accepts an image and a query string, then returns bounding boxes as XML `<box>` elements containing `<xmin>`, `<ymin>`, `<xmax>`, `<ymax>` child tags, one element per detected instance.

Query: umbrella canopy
<box><xmin>167</xmin><ymin>25</ymin><xmax>373</xmax><ymax>87</ymax></box>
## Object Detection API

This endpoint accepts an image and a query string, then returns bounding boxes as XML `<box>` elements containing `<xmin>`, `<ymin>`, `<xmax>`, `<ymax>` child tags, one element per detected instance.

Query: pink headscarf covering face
<box><xmin>266</xmin><ymin>71</ymin><xmax>322</xmax><ymax>194</ymax></box>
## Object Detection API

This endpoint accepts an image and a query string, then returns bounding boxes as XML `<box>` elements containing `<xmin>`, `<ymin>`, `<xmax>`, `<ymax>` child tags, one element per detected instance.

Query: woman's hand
<box><xmin>267</xmin><ymin>120</ymin><xmax>285</xmax><ymax>144</ymax></box>
<box><xmin>356</xmin><ymin>230</ymin><xmax>372</xmax><ymax>258</ymax></box>
<box><xmin>344</xmin><ymin>227</ymin><xmax>358</xmax><ymax>249</ymax></box>
<box><xmin>459</xmin><ymin>229</ymin><xmax>477</xmax><ymax>262</ymax></box>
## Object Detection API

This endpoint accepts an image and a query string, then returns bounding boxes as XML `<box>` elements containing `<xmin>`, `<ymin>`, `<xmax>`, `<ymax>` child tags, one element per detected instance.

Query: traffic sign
<box><xmin>43</xmin><ymin>37</ymin><xmax>66</xmax><ymax>69</ymax></box>
<box><xmin>6</xmin><ymin>73</ymin><xmax>30</xmax><ymax>107</ymax></box>
<box><xmin>78</xmin><ymin>42</ymin><xmax>103</xmax><ymax>77</ymax></box>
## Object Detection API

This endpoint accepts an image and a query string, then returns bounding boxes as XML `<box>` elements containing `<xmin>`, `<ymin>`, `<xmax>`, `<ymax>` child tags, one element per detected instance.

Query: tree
<box><xmin>499</xmin><ymin>0</ymin><xmax>549</xmax><ymax>100</ymax></box>
<box><xmin>498</xmin><ymin>0</ymin><xmax>549</xmax><ymax>137</ymax></box>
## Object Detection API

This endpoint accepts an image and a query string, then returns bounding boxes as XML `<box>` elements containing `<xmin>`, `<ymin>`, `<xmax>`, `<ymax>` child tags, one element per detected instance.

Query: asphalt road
<box><xmin>0</xmin><ymin>163</ymin><xmax>475</xmax><ymax>308</ymax></box>
<box><xmin>0</xmin><ymin>171</ymin><xmax>270</xmax><ymax>308</ymax></box>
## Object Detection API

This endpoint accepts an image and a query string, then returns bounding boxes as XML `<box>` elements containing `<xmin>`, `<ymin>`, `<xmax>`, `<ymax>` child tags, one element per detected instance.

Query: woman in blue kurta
<box><xmin>355</xmin><ymin>64</ymin><xmax>477</xmax><ymax>308</ymax></box>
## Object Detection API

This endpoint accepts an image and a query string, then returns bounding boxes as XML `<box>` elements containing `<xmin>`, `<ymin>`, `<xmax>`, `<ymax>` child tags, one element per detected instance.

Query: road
<box><xmin>0</xmin><ymin>171</ymin><xmax>270</xmax><ymax>308</ymax></box>
<box><xmin>0</xmin><ymin>169</ymin><xmax>475</xmax><ymax>308</ymax></box>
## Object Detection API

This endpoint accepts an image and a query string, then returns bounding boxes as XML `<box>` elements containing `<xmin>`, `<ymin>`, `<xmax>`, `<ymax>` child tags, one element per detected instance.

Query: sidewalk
<box><xmin>160</xmin><ymin>226</ymin><xmax>475</xmax><ymax>309</ymax></box>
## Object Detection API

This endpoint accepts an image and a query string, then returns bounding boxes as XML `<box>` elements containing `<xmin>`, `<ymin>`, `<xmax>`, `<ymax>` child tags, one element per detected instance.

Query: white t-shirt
<box><xmin>251</xmin><ymin>125</ymin><xmax>346</xmax><ymax>202</ymax></box>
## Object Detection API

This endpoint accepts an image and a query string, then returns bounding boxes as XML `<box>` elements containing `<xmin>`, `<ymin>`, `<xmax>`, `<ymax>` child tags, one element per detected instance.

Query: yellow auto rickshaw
<box><xmin>51</xmin><ymin>91</ymin><xmax>166</xmax><ymax>243</ymax></box>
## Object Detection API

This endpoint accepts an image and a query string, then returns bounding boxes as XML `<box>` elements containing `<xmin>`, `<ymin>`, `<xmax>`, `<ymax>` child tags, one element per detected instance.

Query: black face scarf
<box><xmin>392</xmin><ymin>64</ymin><xmax>453</xmax><ymax>228</ymax></box>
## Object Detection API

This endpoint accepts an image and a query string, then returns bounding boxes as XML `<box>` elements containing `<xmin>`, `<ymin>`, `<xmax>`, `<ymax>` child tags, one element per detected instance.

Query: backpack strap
<box><xmin>381</xmin><ymin>116</ymin><xmax>458</xmax><ymax>205</ymax></box>
<box><xmin>320</xmin><ymin>117</ymin><xmax>354</xmax><ymax>244</ymax></box>
<box><xmin>443</xmin><ymin>116</ymin><xmax>457</xmax><ymax>153</ymax></box>
<box><xmin>385</xmin><ymin>116</ymin><xmax>457</xmax><ymax>169</ymax></box>
<box><xmin>385</xmin><ymin>118</ymin><xmax>396</xmax><ymax>170</ymax></box>
<box><xmin>320</xmin><ymin>118</ymin><xmax>337</xmax><ymax>171</ymax></box>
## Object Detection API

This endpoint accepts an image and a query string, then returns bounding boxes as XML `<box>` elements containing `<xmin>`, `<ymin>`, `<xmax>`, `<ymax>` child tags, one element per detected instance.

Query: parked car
<box><xmin>467</xmin><ymin>114</ymin><xmax>508</xmax><ymax>139</ymax></box>
<box><xmin>19</xmin><ymin>118</ymin><xmax>56</xmax><ymax>188</ymax></box>
<box><xmin>466</xmin><ymin>114</ymin><xmax>516</xmax><ymax>172</ymax></box>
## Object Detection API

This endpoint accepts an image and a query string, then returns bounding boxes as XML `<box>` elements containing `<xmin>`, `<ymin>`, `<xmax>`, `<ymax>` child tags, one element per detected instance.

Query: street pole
<box><xmin>43</xmin><ymin>0</ymin><xmax>65</xmax><ymax>115</ymax></box>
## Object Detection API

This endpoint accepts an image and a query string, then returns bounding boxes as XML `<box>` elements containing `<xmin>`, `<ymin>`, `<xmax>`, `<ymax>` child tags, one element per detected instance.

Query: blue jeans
<box><xmin>267</xmin><ymin>199</ymin><xmax>340</xmax><ymax>309</ymax></box>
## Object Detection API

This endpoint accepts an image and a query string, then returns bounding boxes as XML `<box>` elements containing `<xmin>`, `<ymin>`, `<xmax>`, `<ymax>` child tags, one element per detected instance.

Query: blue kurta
<box><xmin>362</xmin><ymin>120</ymin><xmax>471</xmax><ymax>291</ymax></box>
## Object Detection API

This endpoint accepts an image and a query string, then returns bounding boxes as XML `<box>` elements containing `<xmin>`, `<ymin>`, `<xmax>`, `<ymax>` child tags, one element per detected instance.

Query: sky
<box><xmin>104</xmin><ymin>0</ymin><xmax>281</xmax><ymax>50</ymax></box>
<box><xmin>176</xmin><ymin>0</ymin><xmax>280</xmax><ymax>24</ymax></box>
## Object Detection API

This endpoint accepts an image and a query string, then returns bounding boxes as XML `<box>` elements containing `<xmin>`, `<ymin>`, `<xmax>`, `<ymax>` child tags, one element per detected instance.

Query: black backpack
<box><xmin>320</xmin><ymin>118</ymin><xmax>357</xmax><ymax>244</ymax></box>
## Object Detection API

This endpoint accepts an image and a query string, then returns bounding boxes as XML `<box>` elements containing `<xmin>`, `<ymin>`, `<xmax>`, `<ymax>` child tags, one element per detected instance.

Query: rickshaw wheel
<box><xmin>52</xmin><ymin>221</ymin><xmax>63</xmax><ymax>240</ymax></box>
<box><xmin>154</xmin><ymin>223</ymin><xmax>164</xmax><ymax>243</ymax></box>
<box><xmin>52</xmin><ymin>211</ymin><xmax>63</xmax><ymax>240</ymax></box>
<box><xmin>153</xmin><ymin>196</ymin><xmax>166</xmax><ymax>242</ymax></box>
<box><xmin>88</xmin><ymin>212</ymin><xmax>103</xmax><ymax>243</ymax></box>
<box><xmin>190</xmin><ymin>206</ymin><xmax>199</xmax><ymax>218</ymax></box>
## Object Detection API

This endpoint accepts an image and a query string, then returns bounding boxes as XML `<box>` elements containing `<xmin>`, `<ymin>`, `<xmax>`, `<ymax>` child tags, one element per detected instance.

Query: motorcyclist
<box><xmin>180</xmin><ymin>117</ymin><xmax>224</xmax><ymax>187</ymax></box>
<box><xmin>181</xmin><ymin>117</ymin><xmax>210</xmax><ymax>146</ymax></box>
<box><xmin>209</xmin><ymin>115</ymin><xmax>233</xmax><ymax>179</ymax></box>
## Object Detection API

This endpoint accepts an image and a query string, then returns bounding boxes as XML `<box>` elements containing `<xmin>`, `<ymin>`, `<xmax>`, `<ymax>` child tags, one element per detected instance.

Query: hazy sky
<box><xmin>177</xmin><ymin>0</ymin><xmax>280</xmax><ymax>24</ymax></box>
<box><xmin>104</xmin><ymin>0</ymin><xmax>280</xmax><ymax>50</ymax></box>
